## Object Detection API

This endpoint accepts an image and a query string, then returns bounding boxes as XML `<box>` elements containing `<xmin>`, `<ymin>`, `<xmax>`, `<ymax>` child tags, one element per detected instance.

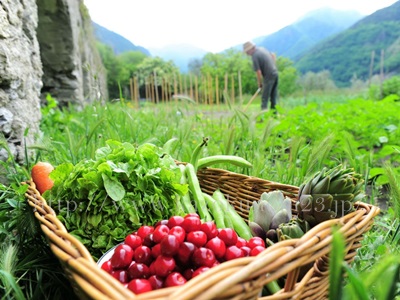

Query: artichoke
<box><xmin>277</xmin><ymin>218</ymin><xmax>310</xmax><ymax>241</ymax></box>
<box><xmin>296</xmin><ymin>165</ymin><xmax>365</xmax><ymax>227</ymax></box>
<box><xmin>249</xmin><ymin>191</ymin><xmax>292</xmax><ymax>241</ymax></box>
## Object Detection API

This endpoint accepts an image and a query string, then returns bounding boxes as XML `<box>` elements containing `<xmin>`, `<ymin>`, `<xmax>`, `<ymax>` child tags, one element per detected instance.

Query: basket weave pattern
<box><xmin>25</xmin><ymin>167</ymin><xmax>380</xmax><ymax>300</ymax></box>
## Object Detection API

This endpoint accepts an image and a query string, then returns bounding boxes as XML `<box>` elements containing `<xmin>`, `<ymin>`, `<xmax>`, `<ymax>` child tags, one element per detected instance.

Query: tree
<box><xmin>276</xmin><ymin>57</ymin><xmax>299</xmax><ymax>97</ymax></box>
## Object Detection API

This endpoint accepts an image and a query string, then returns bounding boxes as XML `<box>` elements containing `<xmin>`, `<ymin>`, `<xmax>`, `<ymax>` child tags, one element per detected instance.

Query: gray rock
<box><xmin>0</xmin><ymin>0</ymin><xmax>107</xmax><ymax>164</ymax></box>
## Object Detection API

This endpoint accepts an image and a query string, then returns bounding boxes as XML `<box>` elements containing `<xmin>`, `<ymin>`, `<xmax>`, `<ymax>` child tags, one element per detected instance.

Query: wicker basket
<box><xmin>24</xmin><ymin>167</ymin><xmax>380</xmax><ymax>300</ymax></box>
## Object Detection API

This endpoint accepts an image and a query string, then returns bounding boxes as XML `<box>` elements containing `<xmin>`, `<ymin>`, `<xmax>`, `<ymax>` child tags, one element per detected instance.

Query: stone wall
<box><xmin>0</xmin><ymin>0</ymin><xmax>107</xmax><ymax>166</ymax></box>
<box><xmin>37</xmin><ymin>0</ymin><xmax>107</xmax><ymax>107</ymax></box>
<box><xmin>0</xmin><ymin>0</ymin><xmax>42</xmax><ymax>163</ymax></box>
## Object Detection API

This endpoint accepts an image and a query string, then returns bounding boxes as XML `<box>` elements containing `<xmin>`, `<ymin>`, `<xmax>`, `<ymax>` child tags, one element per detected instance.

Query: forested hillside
<box><xmin>92</xmin><ymin>22</ymin><xmax>150</xmax><ymax>55</ymax></box>
<box><xmin>257</xmin><ymin>8</ymin><xmax>362</xmax><ymax>59</ymax></box>
<box><xmin>295</xmin><ymin>1</ymin><xmax>400</xmax><ymax>87</ymax></box>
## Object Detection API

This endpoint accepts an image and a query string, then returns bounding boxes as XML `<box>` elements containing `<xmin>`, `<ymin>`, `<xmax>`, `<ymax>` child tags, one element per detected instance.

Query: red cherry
<box><xmin>142</xmin><ymin>233</ymin><xmax>156</xmax><ymax>248</ymax></box>
<box><xmin>182</xmin><ymin>216</ymin><xmax>201</xmax><ymax>232</ymax></box>
<box><xmin>218</xmin><ymin>228</ymin><xmax>238</xmax><ymax>246</ymax></box>
<box><xmin>205</xmin><ymin>236</ymin><xmax>226</xmax><ymax>259</ymax></box>
<box><xmin>134</xmin><ymin>246</ymin><xmax>152</xmax><ymax>265</ymax></box>
<box><xmin>137</xmin><ymin>226</ymin><xmax>154</xmax><ymax>239</ymax></box>
<box><xmin>128</xmin><ymin>262</ymin><xmax>150</xmax><ymax>279</ymax></box>
<box><xmin>168</xmin><ymin>215</ymin><xmax>185</xmax><ymax>228</ymax></box>
<box><xmin>182</xmin><ymin>268</ymin><xmax>194</xmax><ymax>280</ymax></box>
<box><xmin>110</xmin><ymin>244</ymin><xmax>134</xmax><ymax>269</ymax></box>
<box><xmin>184</xmin><ymin>213</ymin><xmax>200</xmax><ymax>218</ymax></box>
<box><xmin>127</xmin><ymin>279</ymin><xmax>153</xmax><ymax>294</ymax></box>
<box><xmin>186</xmin><ymin>231</ymin><xmax>208</xmax><ymax>247</ymax></box>
<box><xmin>124</xmin><ymin>234</ymin><xmax>142</xmax><ymax>250</ymax></box>
<box><xmin>151</xmin><ymin>243</ymin><xmax>162</xmax><ymax>258</ymax></box>
<box><xmin>111</xmin><ymin>269</ymin><xmax>129</xmax><ymax>283</ymax></box>
<box><xmin>153</xmin><ymin>255</ymin><xmax>176</xmax><ymax>277</ymax></box>
<box><xmin>236</xmin><ymin>237</ymin><xmax>247</xmax><ymax>248</ymax></box>
<box><xmin>225</xmin><ymin>245</ymin><xmax>244</xmax><ymax>261</ymax></box>
<box><xmin>153</xmin><ymin>224</ymin><xmax>170</xmax><ymax>243</ymax></box>
<box><xmin>160</xmin><ymin>234</ymin><xmax>180</xmax><ymax>256</ymax></box>
<box><xmin>241</xmin><ymin>246</ymin><xmax>251</xmax><ymax>257</ymax></box>
<box><xmin>250</xmin><ymin>245</ymin><xmax>265</xmax><ymax>256</ymax></box>
<box><xmin>154</xmin><ymin>219</ymin><xmax>169</xmax><ymax>227</ymax></box>
<box><xmin>100</xmin><ymin>260</ymin><xmax>112</xmax><ymax>273</ymax></box>
<box><xmin>148</xmin><ymin>275</ymin><xmax>164</xmax><ymax>290</ymax></box>
<box><xmin>164</xmin><ymin>272</ymin><xmax>187</xmax><ymax>287</ymax></box>
<box><xmin>247</xmin><ymin>237</ymin><xmax>266</xmax><ymax>249</ymax></box>
<box><xmin>192</xmin><ymin>247</ymin><xmax>216</xmax><ymax>268</ymax></box>
<box><xmin>200</xmin><ymin>221</ymin><xmax>218</xmax><ymax>240</ymax></box>
<box><xmin>169</xmin><ymin>226</ymin><xmax>186</xmax><ymax>244</ymax></box>
<box><xmin>192</xmin><ymin>266</ymin><xmax>210</xmax><ymax>278</ymax></box>
<box><xmin>177</xmin><ymin>242</ymin><xmax>197</xmax><ymax>265</ymax></box>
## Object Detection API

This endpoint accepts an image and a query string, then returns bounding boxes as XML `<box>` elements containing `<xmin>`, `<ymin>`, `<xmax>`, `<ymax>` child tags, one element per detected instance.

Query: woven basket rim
<box><xmin>23</xmin><ymin>166</ymin><xmax>381</xmax><ymax>300</ymax></box>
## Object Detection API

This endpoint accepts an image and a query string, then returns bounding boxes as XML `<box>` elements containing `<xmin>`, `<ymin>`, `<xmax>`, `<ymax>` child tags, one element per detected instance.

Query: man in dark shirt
<box><xmin>243</xmin><ymin>41</ymin><xmax>278</xmax><ymax>111</ymax></box>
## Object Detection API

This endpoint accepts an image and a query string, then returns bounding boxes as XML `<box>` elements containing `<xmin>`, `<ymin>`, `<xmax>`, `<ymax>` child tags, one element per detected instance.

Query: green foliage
<box><xmin>134</xmin><ymin>56</ymin><xmax>180</xmax><ymax>87</ymax></box>
<box><xmin>96</xmin><ymin>43</ymin><xmax>148</xmax><ymax>99</ymax></box>
<box><xmin>276</xmin><ymin>57</ymin><xmax>299</xmax><ymax>96</ymax></box>
<box><xmin>200</xmin><ymin>49</ymin><xmax>255</xmax><ymax>100</ymax></box>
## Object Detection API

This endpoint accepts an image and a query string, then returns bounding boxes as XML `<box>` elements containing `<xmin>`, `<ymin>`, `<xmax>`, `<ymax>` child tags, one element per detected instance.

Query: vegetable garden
<box><xmin>0</xmin><ymin>89</ymin><xmax>400</xmax><ymax>299</ymax></box>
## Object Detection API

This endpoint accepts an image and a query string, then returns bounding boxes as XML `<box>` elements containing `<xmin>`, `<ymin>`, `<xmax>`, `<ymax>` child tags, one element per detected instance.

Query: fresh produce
<box><xmin>184</xmin><ymin>163</ymin><xmax>213</xmax><ymax>221</ymax></box>
<box><xmin>212</xmin><ymin>189</ymin><xmax>253</xmax><ymax>240</ymax></box>
<box><xmin>197</xmin><ymin>155</ymin><xmax>253</xmax><ymax>170</ymax></box>
<box><xmin>31</xmin><ymin>162</ymin><xmax>54</xmax><ymax>194</ymax></box>
<box><xmin>46</xmin><ymin>140</ymin><xmax>188</xmax><ymax>258</ymax></box>
<box><xmin>100</xmin><ymin>213</ymin><xmax>266</xmax><ymax>294</ymax></box>
<box><xmin>249</xmin><ymin>191</ymin><xmax>293</xmax><ymax>242</ymax></box>
<box><xmin>296</xmin><ymin>165</ymin><xmax>365</xmax><ymax>227</ymax></box>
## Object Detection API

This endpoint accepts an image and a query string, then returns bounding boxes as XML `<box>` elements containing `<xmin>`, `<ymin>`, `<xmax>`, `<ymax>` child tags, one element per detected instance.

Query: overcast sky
<box><xmin>83</xmin><ymin>0</ymin><xmax>398</xmax><ymax>53</ymax></box>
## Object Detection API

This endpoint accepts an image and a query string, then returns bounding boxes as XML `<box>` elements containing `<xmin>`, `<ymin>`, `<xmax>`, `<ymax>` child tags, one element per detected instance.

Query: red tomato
<box><xmin>31</xmin><ymin>162</ymin><xmax>54</xmax><ymax>194</ymax></box>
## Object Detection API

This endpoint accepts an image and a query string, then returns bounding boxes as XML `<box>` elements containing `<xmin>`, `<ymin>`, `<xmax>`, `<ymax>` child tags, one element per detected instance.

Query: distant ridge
<box><xmin>294</xmin><ymin>1</ymin><xmax>400</xmax><ymax>86</ymax></box>
<box><xmin>255</xmin><ymin>7</ymin><xmax>363</xmax><ymax>59</ymax></box>
<box><xmin>92</xmin><ymin>22</ymin><xmax>150</xmax><ymax>56</ymax></box>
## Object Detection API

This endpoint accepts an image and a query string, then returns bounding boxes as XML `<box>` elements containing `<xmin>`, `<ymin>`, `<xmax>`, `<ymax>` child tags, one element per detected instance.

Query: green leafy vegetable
<box><xmin>47</xmin><ymin>140</ymin><xmax>187</xmax><ymax>258</ymax></box>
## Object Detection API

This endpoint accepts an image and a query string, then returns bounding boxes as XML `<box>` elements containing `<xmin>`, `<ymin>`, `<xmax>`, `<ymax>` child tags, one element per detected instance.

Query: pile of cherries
<box><xmin>100</xmin><ymin>213</ymin><xmax>266</xmax><ymax>294</ymax></box>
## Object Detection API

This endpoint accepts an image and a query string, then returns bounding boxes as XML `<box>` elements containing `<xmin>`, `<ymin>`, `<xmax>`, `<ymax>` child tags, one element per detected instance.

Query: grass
<box><xmin>0</xmin><ymin>90</ymin><xmax>400</xmax><ymax>299</ymax></box>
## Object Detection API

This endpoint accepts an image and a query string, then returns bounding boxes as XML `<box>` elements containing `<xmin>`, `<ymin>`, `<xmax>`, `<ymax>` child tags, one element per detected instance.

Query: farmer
<box><xmin>243</xmin><ymin>41</ymin><xmax>278</xmax><ymax>112</ymax></box>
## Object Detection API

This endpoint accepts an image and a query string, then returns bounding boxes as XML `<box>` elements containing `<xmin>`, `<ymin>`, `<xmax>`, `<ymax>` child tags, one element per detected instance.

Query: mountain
<box><xmin>294</xmin><ymin>1</ymin><xmax>400</xmax><ymax>87</ymax></box>
<box><xmin>92</xmin><ymin>22</ymin><xmax>150</xmax><ymax>55</ymax></box>
<box><xmin>149</xmin><ymin>44</ymin><xmax>208</xmax><ymax>73</ymax></box>
<box><xmin>255</xmin><ymin>8</ymin><xmax>363</xmax><ymax>59</ymax></box>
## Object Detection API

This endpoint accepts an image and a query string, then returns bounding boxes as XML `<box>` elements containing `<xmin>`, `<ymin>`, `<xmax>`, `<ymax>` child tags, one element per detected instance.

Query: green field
<box><xmin>1</xmin><ymin>90</ymin><xmax>399</xmax><ymax>299</ymax></box>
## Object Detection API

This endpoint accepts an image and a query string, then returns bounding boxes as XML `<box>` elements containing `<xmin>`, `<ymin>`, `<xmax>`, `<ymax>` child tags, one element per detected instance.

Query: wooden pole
<box><xmin>134</xmin><ymin>76</ymin><xmax>139</xmax><ymax>108</ymax></box>
<box><xmin>195</xmin><ymin>76</ymin><xmax>199</xmax><ymax>104</ymax></box>
<box><xmin>203</xmin><ymin>75</ymin><xmax>207</xmax><ymax>104</ymax></box>
<box><xmin>238</xmin><ymin>71</ymin><xmax>243</xmax><ymax>105</ymax></box>
<box><xmin>215</xmin><ymin>76</ymin><xmax>219</xmax><ymax>108</ymax></box>
<box><xmin>179</xmin><ymin>74</ymin><xmax>183</xmax><ymax>96</ymax></box>
<box><xmin>190</xmin><ymin>74</ymin><xmax>193</xmax><ymax>99</ymax></box>
<box><xmin>208</xmin><ymin>73</ymin><xmax>213</xmax><ymax>107</ymax></box>
<box><xmin>368</xmin><ymin>50</ymin><xmax>375</xmax><ymax>87</ymax></box>
<box><xmin>154</xmin><ymin>72</ymin><xmax>159</xmax><ymax>104</ymax></box>
<box><xmin>231</xmin><ymin>74</ymin><xmax>235</xmax><ymax>103</ymax></box>
<box><xmin>130</xmin><ymin>77</ymin><xmax>134</xmax><ymax>102</ymax></box>
<box><xmin>184</xmin><ymin>75</ymin><xmax>188</xmax><ymax>95</ymax></box>
<box><xmin>380</xmin><ymin>49</ymin><xmax>385</xmax><ymax>98</ymax></box>
<box><xmin>150</xmin><ymin>75</ymin><xmax>155</xmax><ymax>104</ymax></box>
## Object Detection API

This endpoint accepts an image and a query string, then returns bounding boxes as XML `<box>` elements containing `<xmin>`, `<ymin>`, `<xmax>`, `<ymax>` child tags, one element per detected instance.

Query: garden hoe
<box><xmin>244</xmin><ymin>88</ymin><xmax>261</xmax><ymax>111</ymax></box>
